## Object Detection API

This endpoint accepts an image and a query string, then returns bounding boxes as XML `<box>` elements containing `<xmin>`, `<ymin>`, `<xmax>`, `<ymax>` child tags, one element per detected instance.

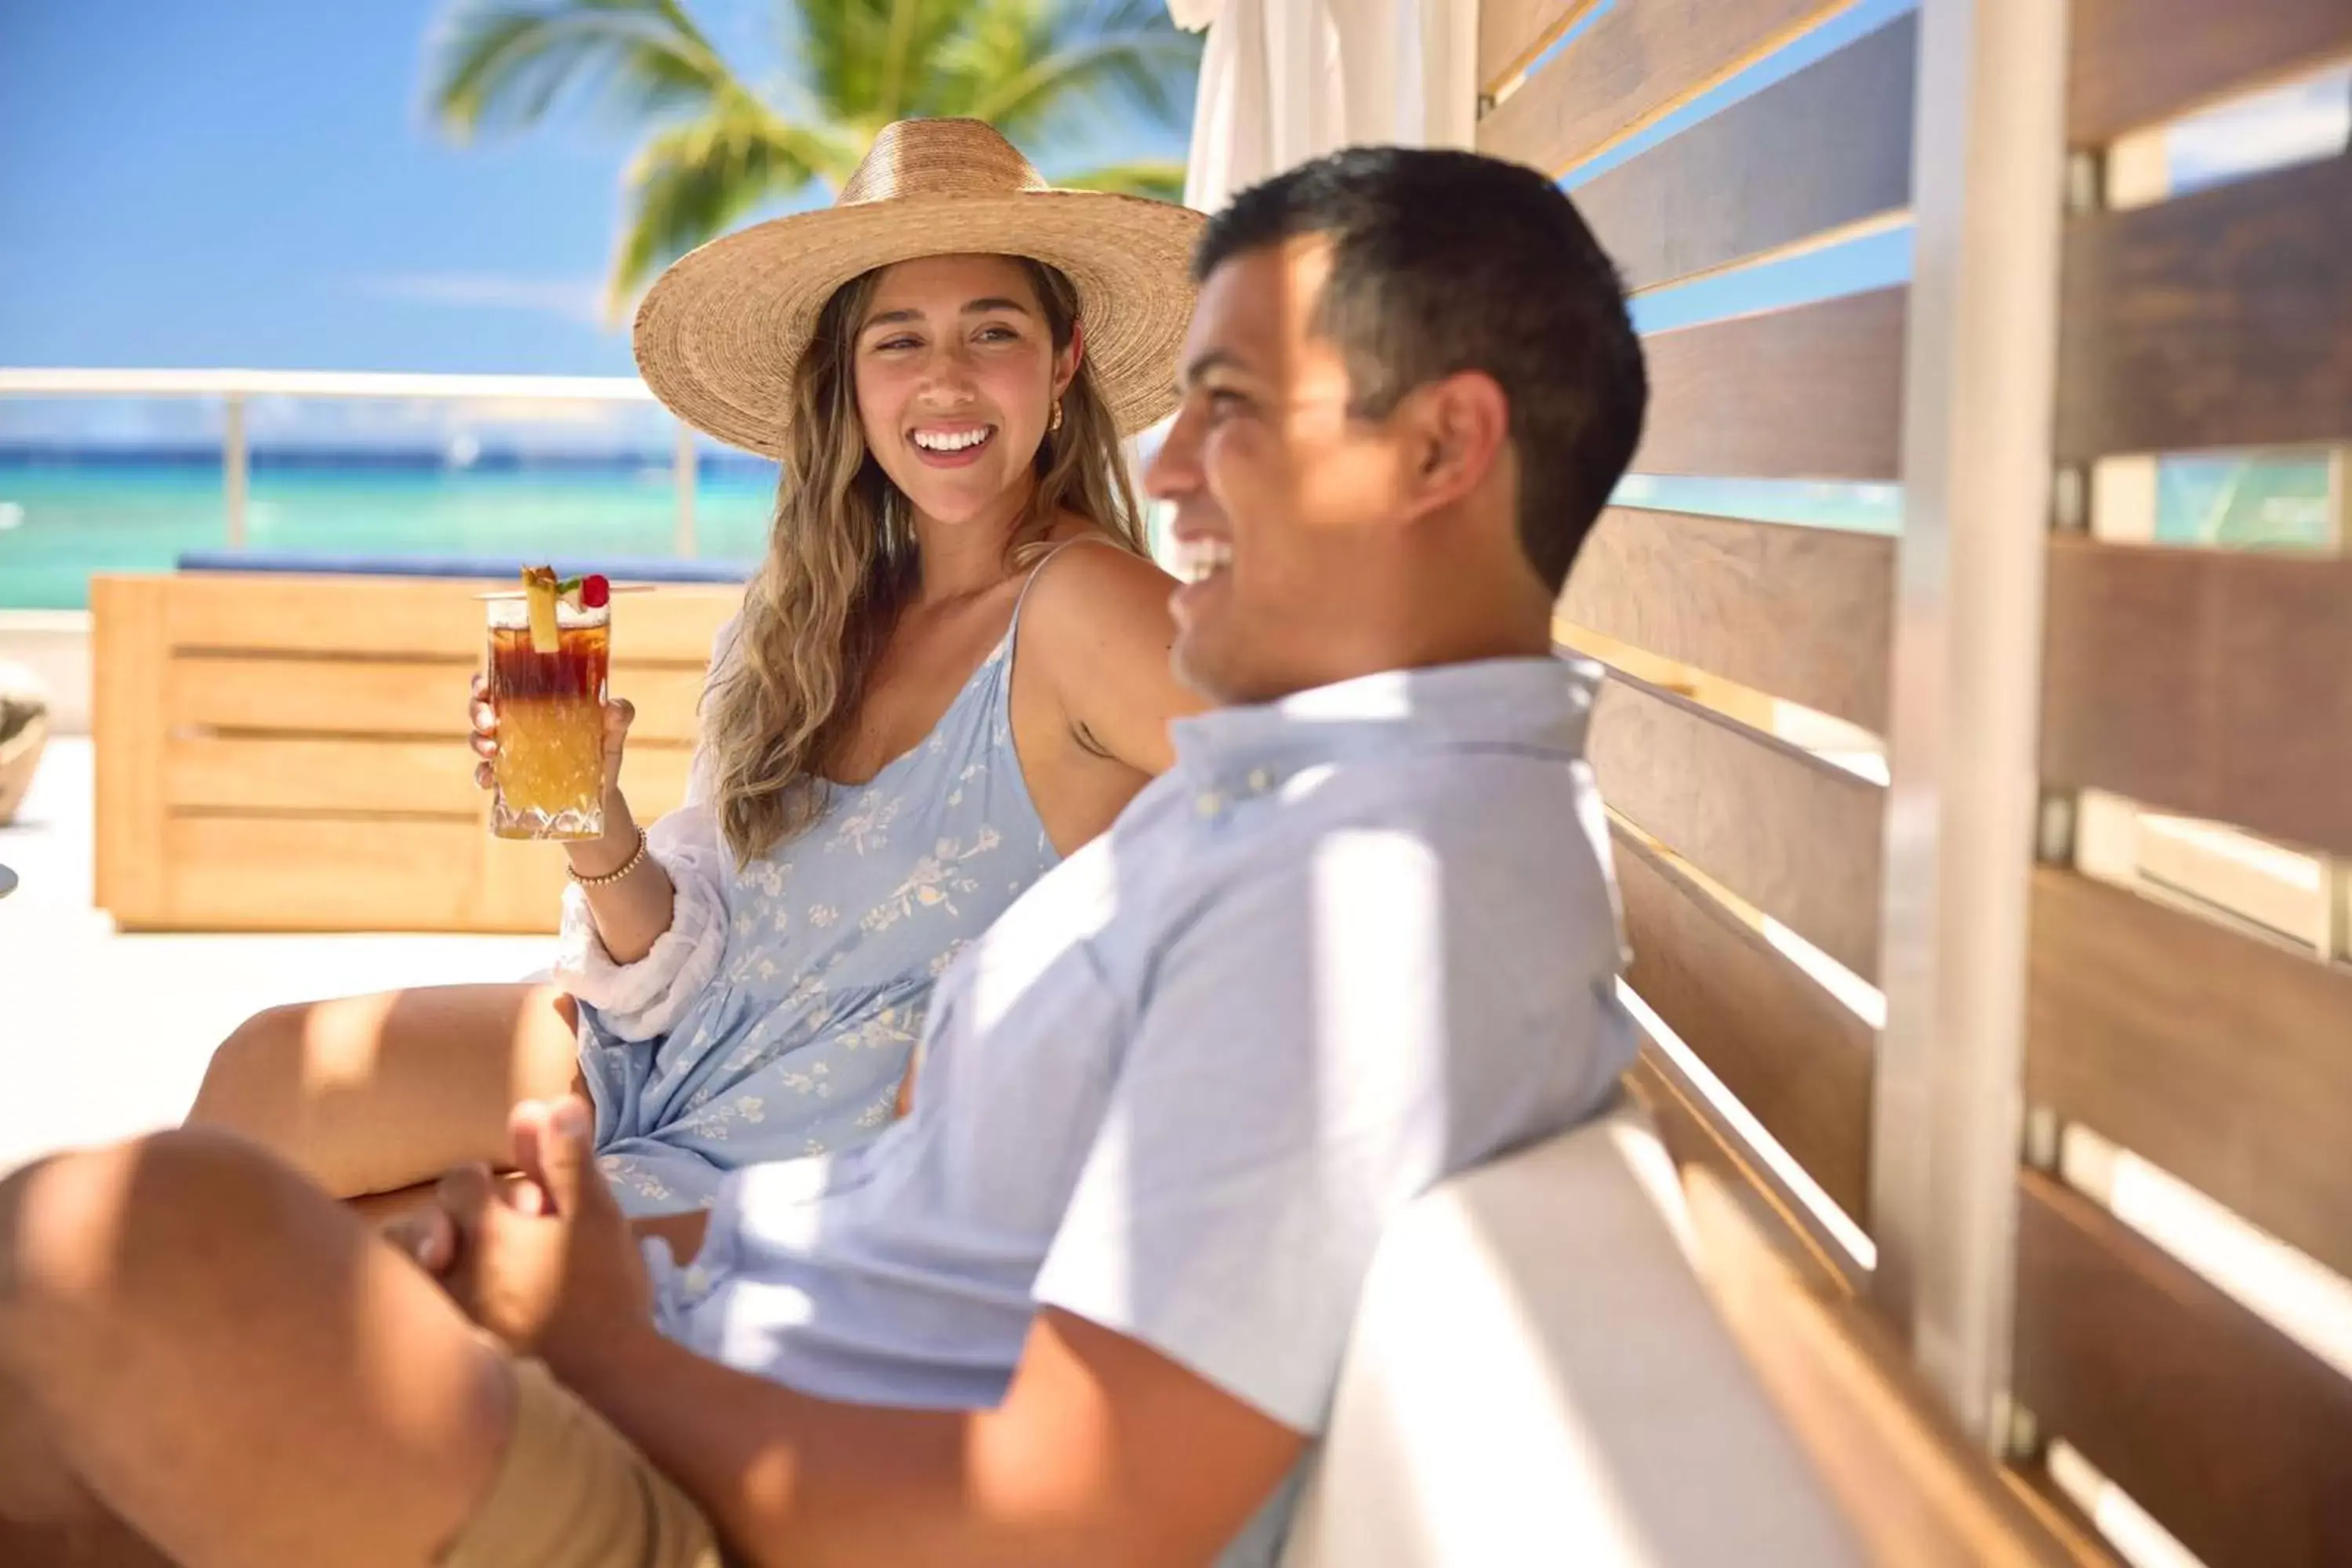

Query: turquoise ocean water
<box><xmin>0</xmin><ymin>455</ymin><xmax>781</xmax><ymax>609</ymax></box>
<box><xmin>0</xmin><ymin>452</ymin><xmax>2332</xmax><ymax>612</ymax></box>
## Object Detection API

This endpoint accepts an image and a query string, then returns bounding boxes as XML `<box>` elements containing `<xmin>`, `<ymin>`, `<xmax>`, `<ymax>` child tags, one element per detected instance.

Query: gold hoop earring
<box><xmin>1048</xmin><ymin>398</ymin><xmax>1063</xmax><ymax>435</ymax></box>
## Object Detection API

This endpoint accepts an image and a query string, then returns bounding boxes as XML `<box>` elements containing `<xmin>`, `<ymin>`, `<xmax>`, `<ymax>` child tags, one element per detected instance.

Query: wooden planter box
<box><xmin>90</xmin><ymin>572</ymin><xmax>741</xmax><ymax>933</ymax></box>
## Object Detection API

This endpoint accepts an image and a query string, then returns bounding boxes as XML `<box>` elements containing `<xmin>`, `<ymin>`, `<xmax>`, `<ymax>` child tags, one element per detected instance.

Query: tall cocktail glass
<box><xmin>485</xmin><ymin>593</ymin><xmax>608</xmax><ymax>840</ymax></box>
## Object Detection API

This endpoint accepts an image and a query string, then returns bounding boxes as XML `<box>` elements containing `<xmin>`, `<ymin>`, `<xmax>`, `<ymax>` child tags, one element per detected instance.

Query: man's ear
<box><xmin>1401</xmin><ymin>370</ymin><xmax>1510</xmax><ymax>519</ymax></box>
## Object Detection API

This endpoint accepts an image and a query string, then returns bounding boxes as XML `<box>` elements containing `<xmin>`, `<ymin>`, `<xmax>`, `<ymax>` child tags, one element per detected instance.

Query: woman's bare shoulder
<box><xmin>1022</xmin><ymin>526</ymin><xmax>1179</xmax><ymax>644</ymax></box>
<box><xmin>1015</xmin><ymin>524</ymin><xmax>1200</xmax><ymax>767</ymax></box>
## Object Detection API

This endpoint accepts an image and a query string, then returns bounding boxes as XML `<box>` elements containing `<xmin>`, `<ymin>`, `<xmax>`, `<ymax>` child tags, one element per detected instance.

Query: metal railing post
<box><xmin>673</xmin><ymin>423</ymin><xmax>699</xmax><ymax>559</ymax></box>
<box><xmin>223</xmin><ymin>392</ymin><xmax>249</xmax><ymax>550</ymax></box>
<box><xmin>2328</xmin><ymin>447</ymin><xmax>2349</xmax><ymax>962</ymax></box>
<box><xmin>1868</xmin><ymin>0</ymin><xmax>2071</xmax><ymax>1446</ymax></box>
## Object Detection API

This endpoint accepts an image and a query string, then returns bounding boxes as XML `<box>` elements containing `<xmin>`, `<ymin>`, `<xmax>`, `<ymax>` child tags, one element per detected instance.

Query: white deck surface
<box><xmin>0</xmin><ymin>738</ymin><xmax>554</xmax><ymax>1174</ymax></box>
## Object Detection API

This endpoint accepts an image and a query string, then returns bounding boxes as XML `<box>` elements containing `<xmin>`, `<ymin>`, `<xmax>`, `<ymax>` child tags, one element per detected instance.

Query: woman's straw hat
<box><xmin>633</xmin><ymin>118</ymin><xmax>1205</xmax><ymax>459</ymax></box>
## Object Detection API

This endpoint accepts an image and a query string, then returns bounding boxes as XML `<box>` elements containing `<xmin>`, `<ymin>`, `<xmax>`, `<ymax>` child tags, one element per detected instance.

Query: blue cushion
<box><xmin>175</xmin><ymin>551</ymin><xmax>753</xmax><ymax>585</ymax></box>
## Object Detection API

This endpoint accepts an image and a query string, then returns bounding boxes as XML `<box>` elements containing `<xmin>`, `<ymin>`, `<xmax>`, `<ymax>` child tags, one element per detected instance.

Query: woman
<box><xmin>188</xmin><ymin>118</ymin><xmax>1205</xmax><ymax>1214</ymax></box>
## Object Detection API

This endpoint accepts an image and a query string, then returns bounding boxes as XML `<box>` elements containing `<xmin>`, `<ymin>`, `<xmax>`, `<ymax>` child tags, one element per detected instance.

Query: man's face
<box><xmin>1146</xmin><ymin>237</ymin><xmax>1415</xmax><ymax>706</ymax></box>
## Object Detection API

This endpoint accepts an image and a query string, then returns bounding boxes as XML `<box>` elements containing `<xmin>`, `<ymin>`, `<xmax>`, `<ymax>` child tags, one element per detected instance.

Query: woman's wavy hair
<box><xmin>701</xmin><ymin>256</ymin><xmax>1145</xmax><ymax>865</ymax></box>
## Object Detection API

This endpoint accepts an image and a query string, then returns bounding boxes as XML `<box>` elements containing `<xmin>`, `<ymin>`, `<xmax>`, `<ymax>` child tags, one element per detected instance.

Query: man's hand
<box><xmin>392</xmin><ymin>1098</ymin><xmax>655</xmax><ymax>1379</ymax></box>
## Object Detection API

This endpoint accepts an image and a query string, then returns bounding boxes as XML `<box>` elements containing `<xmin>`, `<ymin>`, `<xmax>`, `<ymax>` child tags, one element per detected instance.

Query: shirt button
<box><xmin>1247</xmin><ymin>768</ymin><xmax>1273</xmax><ymax>794</ymax></box>
<box><xmin>1195</xmin><ymin>792</ymin><xmax>1222</xmax><ymax>818</ymax></box>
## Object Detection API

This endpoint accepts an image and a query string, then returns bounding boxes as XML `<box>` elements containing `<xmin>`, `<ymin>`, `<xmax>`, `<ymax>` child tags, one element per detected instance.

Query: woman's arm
<box><xmin>544</xmin><ymin>617</ymin><xmax>741</xmax><ymax>1040</ymax></box>
<box><xmin>562</xmin><ymin>736</ymin><xmax>680</xmax><ymax>967</ymax></box>
<box><xmin>473</xmin><ymin>676</ymin><xmax>679</xmax><ymax>964</ymax></box>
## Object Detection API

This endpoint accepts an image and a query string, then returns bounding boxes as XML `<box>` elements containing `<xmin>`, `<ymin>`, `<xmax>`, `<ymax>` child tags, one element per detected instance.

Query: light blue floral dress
<box><xmin>553</xmin><ymin>549</ymin><xmax>1089</xmax><ymax>1214</ymax></box>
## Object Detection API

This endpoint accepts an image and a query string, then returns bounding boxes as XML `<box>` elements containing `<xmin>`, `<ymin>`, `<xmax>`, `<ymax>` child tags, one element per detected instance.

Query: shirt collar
<box><xmin>1169</xmin><ymin>656</ymin><xmax>1599</xmax><ymax>800</ymax></box>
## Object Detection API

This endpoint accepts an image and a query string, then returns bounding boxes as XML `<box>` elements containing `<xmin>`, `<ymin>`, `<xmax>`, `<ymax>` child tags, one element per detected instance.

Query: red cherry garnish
<box><xmin>580</xmin><ymin>574</ymin><xmax>611</xmax><ymax>609</ymax></box>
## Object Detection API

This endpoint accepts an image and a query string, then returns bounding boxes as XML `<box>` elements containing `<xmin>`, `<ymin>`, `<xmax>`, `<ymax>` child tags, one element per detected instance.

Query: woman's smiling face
<box><xmin>853</xmin><ymin>252</ymin><xmax>1076</xmax><ymax>528</ymax></box>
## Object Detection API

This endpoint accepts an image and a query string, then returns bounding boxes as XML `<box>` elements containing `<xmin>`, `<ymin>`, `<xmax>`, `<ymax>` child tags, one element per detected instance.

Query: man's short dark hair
<box><xmin>1196</xmin><ymin>147</ymin><xmax>1647</xmax><ymax>591</ymax></box>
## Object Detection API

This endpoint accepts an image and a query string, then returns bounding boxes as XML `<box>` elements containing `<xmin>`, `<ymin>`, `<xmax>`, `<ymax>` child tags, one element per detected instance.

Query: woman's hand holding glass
<box><xmin>470</xmin><ymin>674</ymin><xmax>677</xmax><ymax>964</ymax></box>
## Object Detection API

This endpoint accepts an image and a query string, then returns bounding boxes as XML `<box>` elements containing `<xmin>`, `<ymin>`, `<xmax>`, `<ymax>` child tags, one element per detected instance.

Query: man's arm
<box><xmin>438</xmin><ymin>1101</ymin><xmax>1302</xmax><ymax>1568</ymax></box>
<box><xmin>566</xmin><ymin>1305</ymin><xmax>1304</xmax><ymax>1568</ymax></box>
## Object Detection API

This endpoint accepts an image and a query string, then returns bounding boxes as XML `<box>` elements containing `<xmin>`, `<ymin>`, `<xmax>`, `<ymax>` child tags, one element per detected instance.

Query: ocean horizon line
<box><xmin>0</xmin><ymin>444</ymin><xmax>782</xmax><ymax>477</ymax></box>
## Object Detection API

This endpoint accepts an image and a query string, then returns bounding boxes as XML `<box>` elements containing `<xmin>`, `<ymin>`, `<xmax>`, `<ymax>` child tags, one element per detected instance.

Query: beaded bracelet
<box><xmin>568</xmin><ymin>825</ymin><xmax>648</xmax><ymax>887</ymax></box>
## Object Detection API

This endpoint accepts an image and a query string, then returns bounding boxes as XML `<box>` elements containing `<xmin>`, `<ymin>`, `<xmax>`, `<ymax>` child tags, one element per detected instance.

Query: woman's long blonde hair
<box><xmin>702</xmin><ymin>257</ymin><xmax>1146</xmax><ymax>865</ymax></box>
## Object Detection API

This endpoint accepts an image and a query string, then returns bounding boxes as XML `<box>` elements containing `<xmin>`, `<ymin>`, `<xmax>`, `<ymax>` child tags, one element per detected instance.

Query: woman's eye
<box><xmin>872</xmin><ymin>335</ymin><xmax>920</xmax><ymax>352</ymax></box>
<box><xmin>975</xmin><ymin>325</ymin><xmax>1018</xmax><ymax>343</ymax></box>
<box><xmin>1206</xmin><ymin>388</ymin><xmax>1248</xmax><ymax>415</ymax></box>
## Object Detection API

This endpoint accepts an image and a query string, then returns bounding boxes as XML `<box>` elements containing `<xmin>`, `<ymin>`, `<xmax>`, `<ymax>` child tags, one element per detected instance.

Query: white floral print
<box><xmin>572</xmin><ymin>599</ymin><xmax>1069</xmax><ymax>1218</ymax></box>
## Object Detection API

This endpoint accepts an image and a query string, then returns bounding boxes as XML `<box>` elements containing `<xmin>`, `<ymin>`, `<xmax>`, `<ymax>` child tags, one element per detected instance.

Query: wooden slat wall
<box><xmin>157</xmin><ymin>815</ymin><xmax>571</xmax><ymax>934</ymax></box>
<box><xmin>2069</xmin><ymin>0</ymin><xmax>2352</xmax><ymax>145</ymax></box>
<box><xmin>1637</xmin><ymin>287</ymin><xmax>1907</xmax><ymax>481</ymax></box>
<box><xmin>1573</xmin><ymin>12</ymin><xmax>1917</xmax><ymax>292</ymax></box>
<box><xmin>1559</xmin><ymin>508</ymin><xmax>1895</xmax><ymax>732</ymax></box>
<box><xmin>1478</xmin><ymin>0</ymin><xmax>1588</xmax><ymax>93</ymax></box>
<box><xmin>1611</xmin><ymin>826</ymin><xmax>1875</xmax><ymax>1225</ymax></box>
<box><xmin>166</xmin><ymin>735</ymin><xmax>480</xmax><ymax>816</ymax></box>
<box><xmin>2026</xmin><ymin>869</ymin><xmax>2352</xmax><ymax>1283</ymax></box>
<box><xmin>2040</xmin><ymin>540</ymin><xmax>2352</xmax><ymax>855</ymax></box>
<box><xmin>1592</xmin><ymin>675</ymin><xmax>1883</xmax><ymax>981</ymax></box>
<box><xmin>2056</xmin><ymin>154</ymin><xmax>2352</xmax><ymax>462</ymax></box>
<box><xmin>1478</xmin><ymin>0</ymin><xmax>1849</xmax><ymax>176</ymax></box>
<box><xmin>158</xmin><ymin>572</ymin><xmax>739</xmax><ymax>663</ymax></box>
<box><xmin>1498</xmin><ymin>1</ymin><xmax>2352</xmax><ymax>1563</ymax></box>
<box><xmin>1484</xmin><ymin>0</ymin><xmax>1904</xmax><ymax>1269</ymax></box>
<box><xmin>2021</xmin><ymin>12</ymin><xmax>2352</xmax><ymax>1561</ymax></box>
<box><xmin>96</xmin><ymin>572</ymin><xmax>738</xmax><ymax>932</ymax></box>
<box><xmin>169</xmin><ymin>657</ymin><xmax>709</xmax><ymax>746</ymax></box>
<box><xmin>162</xmin><ymin>735</ymin><xmax>697</xmax><ymax>822</ymax></box>
<box><xmin>2013</xmin><ymin>1173</ymin><xmax>2352</xmax><ymax>1568</ymax></box>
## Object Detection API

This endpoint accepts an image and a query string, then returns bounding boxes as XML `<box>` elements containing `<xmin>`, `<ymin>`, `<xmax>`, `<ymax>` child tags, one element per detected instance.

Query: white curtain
<box><xmin>1171</xmin><ymin>0</ymin><xmax>1479</xmax><ymax>216</ymax></box>
<box><xmin>1140</xmin><ymin>0</ymin><xmax>1474</xmax><ymax>553</ymax></box>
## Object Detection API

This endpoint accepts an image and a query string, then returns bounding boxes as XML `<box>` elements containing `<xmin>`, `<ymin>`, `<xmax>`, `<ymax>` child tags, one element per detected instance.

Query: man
<box><xmin>0</xmin><ymin>144</ymin><xmax>1648</xmax><ymax>1568</ymax></box>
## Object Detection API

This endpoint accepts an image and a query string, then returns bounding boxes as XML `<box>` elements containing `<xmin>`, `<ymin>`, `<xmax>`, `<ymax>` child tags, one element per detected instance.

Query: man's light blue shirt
<box><xmin>649</xmin><ymin>655</ymin><xmax>1638</xmax><ymax>1563</ymax></box>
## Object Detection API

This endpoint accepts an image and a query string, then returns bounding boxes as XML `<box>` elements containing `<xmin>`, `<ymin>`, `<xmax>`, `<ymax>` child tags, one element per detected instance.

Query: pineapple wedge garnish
<box><xmin>521</xmin><ymin>566</ymin><xmax>561</xmax><ymax>654</ymax></box>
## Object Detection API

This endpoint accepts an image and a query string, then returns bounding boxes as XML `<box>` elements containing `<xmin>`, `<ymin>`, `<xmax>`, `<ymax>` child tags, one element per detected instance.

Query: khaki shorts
<box><xmin>443</xmin><ymin>1357</ymin><xmax>723</xmax><ymax>1568</ymax></box>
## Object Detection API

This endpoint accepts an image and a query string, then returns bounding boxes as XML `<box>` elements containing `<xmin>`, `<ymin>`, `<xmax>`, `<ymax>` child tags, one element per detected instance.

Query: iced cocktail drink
<box><xmin>487</xmin><ymin>583</ymin><xmax>608</xmax><ymax>840</ymax></box>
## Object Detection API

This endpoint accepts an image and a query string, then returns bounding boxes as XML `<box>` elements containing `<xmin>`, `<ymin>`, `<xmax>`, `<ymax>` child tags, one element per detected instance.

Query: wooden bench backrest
<box><xmin>1481</xmin><ymin>1</ymin><xmax>2352</xmax><ymax>1562</ymax></box>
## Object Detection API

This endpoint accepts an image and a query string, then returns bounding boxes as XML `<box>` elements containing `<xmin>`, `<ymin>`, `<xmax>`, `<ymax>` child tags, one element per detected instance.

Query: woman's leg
<box><xmin>185</xmin><ymin>982</ymin><xmax>587</xmax><ymax>1200</ymax></box>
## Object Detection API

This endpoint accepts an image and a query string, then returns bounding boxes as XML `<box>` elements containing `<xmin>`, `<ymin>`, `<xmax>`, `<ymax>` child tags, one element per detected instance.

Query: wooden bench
<box><xmin>1285</xmin><ymin>1090</ymin><xmax>2105</xmax><ymax>1566</ymax></box>
<box><xmin>90</xmin><ymin>569</ymin><xmax>741</xmax><ymax>933</ymax></box>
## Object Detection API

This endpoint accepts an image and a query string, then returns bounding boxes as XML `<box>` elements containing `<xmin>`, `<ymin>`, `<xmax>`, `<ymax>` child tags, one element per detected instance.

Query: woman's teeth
<box><xmin>1174</xmin><ymin>538</ymin><xmax>1233</xmax><ymax>584</ymax></box>
<box><xmin>913</xmin><ymin>426</ymin><xmax>993</xmax><ymax>452</ymax></box>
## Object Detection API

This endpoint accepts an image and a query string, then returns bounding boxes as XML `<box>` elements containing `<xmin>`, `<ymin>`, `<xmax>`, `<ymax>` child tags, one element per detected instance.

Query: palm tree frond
<box><xmin>426</xmin><ymin>0</ymin><xmax>733</xmax><ymax>142</ymax></box>
<box><xmin>960</xmin><ymin>18</ymin><xmax>1200</xmax><ymax>145</ymax></box>
<box><xmin>607</xmin><ymin>98</ymin><xmax>844</xmax><ymax>310</ymax></box>
<box><xmin>786</xmin><ymin>0</ymin><xmax>978</xmax><ymax>131</ymax></box>
<box><xmin>1053</xmin><ymin>158</ymin><xmax>1189</xmax><ymax>203</ymax></box>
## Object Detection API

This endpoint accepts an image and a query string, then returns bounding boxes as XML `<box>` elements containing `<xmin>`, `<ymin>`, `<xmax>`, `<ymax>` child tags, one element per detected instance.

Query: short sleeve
<box><xmin>1032</xmin><ymin>818</ymin><xmax>1618</xmax><ymax>1432</ymax></box>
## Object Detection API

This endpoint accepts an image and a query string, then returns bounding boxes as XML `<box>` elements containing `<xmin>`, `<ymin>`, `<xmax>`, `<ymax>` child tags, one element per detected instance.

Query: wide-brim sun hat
<box><xmin>633</xmin><ymin>117</ymin><xmax>1205</xmax><ymax>459</ymax></box>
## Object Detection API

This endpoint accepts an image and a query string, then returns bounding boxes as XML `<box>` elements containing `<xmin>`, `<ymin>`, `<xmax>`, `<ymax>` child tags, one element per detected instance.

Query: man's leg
<box><xmin>0</xmin><ymin>1128</ymin><xmax>516</xmax><ymax>1568</ymax></box>
<box><xmin>0</xmin><ymin>1358</ymin><xmax>171</xmax><ymax>1566</ymax></box>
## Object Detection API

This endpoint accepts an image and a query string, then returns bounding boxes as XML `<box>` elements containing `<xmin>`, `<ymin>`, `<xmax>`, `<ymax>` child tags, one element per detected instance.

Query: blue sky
<box><xmin>0</xmin><ymin>0</ymin><xmax>1192</xmax><ymax>378</ymax></box>
<box><xmin>3</xmin><ymin>0</ymin><xmax>2337</xmax><ymax>452</ymax></box>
